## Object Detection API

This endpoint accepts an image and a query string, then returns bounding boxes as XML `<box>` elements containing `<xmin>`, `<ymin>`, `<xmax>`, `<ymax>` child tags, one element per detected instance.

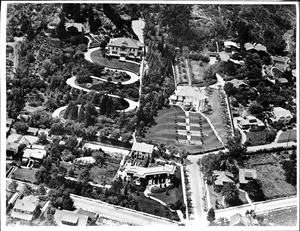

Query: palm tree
<box><xmin>217</xmin><ymin>217</ymin><xmax>230</xmax><ymax>226</ymax></box>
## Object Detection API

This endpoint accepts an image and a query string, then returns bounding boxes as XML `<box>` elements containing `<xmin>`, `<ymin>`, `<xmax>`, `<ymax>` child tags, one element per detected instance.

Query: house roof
<box><xmin>239</xmin><ymin>168</ymin><xmax>257</xmax><ymax>184</ymax></box>
<box><xmin>272</xmin><ymin>56</ymin><xmax>290</xmax><ymax>63</ymax></box>
<box><xmin>54</xmin><ymin>209</ymin><xmax>89</xmax><ymax>226</ymax></box>
<box><xmin>27</xmin><ymin>127</ymin><xmax>39</xmax><ymax>135</ymax></box>
<box><xmin>219</xmin><ymin>51</ymin><xmax>230</xmax><ymax>61</ymax></box>
<box><xmin>224</xmin><ymin>41</ymin><xmax>240</xmax><ymax>49</ymax></box>
<box><xmin>13</xmin><ymin>195</ymin><xmax>39</xmax><ymax>214</ymax></box>
<box><xmin>244</xmin><ymin>43</ymin><xmax>267</xmax><ymax>52</ymax></box>
<box><xmin>213</xmin><ymin>170</ymin><xmax>234</xmax><ymax>186</ymax></box>
<box><xmin>175</xmin><ymin>86</ymin><xmax>207</xmax><ymax>101</ymax></box>
<box><xmin>7</xmin><ymin>134</ymin><xmax>23</xmax><ymax>143</ymax></box>
<box><xmin>230</xmin><ymin>213</ymin><xmax>252</xmax><ymax>226</ymax></box>
<box><xmin>131</xmin><ymin>142</ymin><xmax>154</xmax><ymax>154</ymax></box>
<box><xmin>65</xmin><ymin>23</ymin><xmax>84</xmax><ymax>32</ymax></box>
<box><xmin>273</xmin><ymin>107</ymin><xmax>292</xmax><ymax>119</ymax></box>
<box><xmin>107</xmin><ymin>37</ymin><xmax>143</xmax><ymax>49</ymax></box>
<box><xmin>229</xmin><ymin>59</ymin><xmax>245</xmax><ymax>65</ymax></box>
<box><xmin>75</xmin><ymin>208</ymin><xmax>96</xmax><ymax>219</ymax></box>
<box><xmin>19</xmin><ymin>135</ymin><xmax>39</xmax><ymax>145</ymax></box>
<box><xmin>6</xmin><ymin>118</ymin><xmax>14</xmax><ymax>126</ymax></box>
<box><xmin>125</xmin><ymin>164</ymin><xmax>176</xmax><ymax>178</ymax></box>
<box><xmin>23</xmin><ymin>148</ymin><xmax>46</xmax><ymax>160</ymax></box>
<box><xmin>7</xmin><ymin>142</ymin><xmax>21</xmax><ymax>152</ymax></box>
<box><xmin>227</xmin><ymin>79</ymin><xmax>249</xmax><ymax>88</ymax></box>
<box><xmin>278</xmin><ymin>78</ymin><xmax>288</xmax><ymax>84</ymax></box>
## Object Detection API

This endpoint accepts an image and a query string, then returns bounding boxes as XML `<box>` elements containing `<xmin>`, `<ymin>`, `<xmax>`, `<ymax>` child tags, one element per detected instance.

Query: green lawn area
<box><xmin>90</xmin><ymin>49</ymin><xmax>140</xmax><ymax>74</ymax></box>
<box><xmin>277</xmin><ymin>129</ymin><xmax>297</xmax><ymax>143</ymax></box>
<box><xmin>245</xmin><ymin>130</ymin><xmax>268</xmax><ymax>146</ymax></box>
<box><xmin>244</xmin><ymin>153</ymin><xmax>297</xmax><ymax>199</ymax></box>
<box><xmin>132</xmin><ymin>193</ymin><xmax>179</xmax><ymax>221</ymax></box>
<box><xmin>202</xmin><ymin>88</ymin><xmax>229</xmax><ymax>143</ymax></box>
<box><xmin>145</xmin><ymin>106</ymin><xmax>222</xmax><ymax>153</ymax></box>
<box><xmin>11</xmin><ymin>168</ymin><xmax>37</xmax><ymax>184</ymax></box>
<box><xmin>261</xmin><ymin>207</ymin><xmax>297</xmax><ymax>226</ymax></box>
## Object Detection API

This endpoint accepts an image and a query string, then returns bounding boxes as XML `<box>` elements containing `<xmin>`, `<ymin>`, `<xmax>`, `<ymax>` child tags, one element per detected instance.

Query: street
<box><xmin>71</xmin><ymin>195</ymin><xmax>178</xmax><ymax>226</ymax></box>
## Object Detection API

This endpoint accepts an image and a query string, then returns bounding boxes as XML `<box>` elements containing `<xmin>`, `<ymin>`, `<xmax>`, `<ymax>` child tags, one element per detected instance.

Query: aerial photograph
<box><xmin>3</xmin><ymin>1</ymin><xmax>298</xmax><ymax>228</ymax></box>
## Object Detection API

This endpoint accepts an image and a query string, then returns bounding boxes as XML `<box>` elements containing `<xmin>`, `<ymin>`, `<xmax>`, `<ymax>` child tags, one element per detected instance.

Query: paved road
<box><xmin>71</xmin><ymin>195</ymin><xmax>178</xmax><ymax>226</ymax></box>
<box><xmin>185</xmin><ymin>155</ymin><xmax>209</xmax><ymax>226</ymax></box>
<box><xmin>215</xmin><ymin>196</ymin><xmax>297</xmax><ymax>219</ymax></box>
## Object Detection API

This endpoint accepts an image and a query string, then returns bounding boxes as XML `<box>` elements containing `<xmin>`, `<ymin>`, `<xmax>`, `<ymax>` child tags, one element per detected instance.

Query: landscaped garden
<box><xmin>90</xmin><ymin>49</ymin><xmax>140</xmax><ymax>74</ymax></box>
<box><xmin>243</xmin><ymin>152</ymin><xmax>297</xmax><ymax>199</ymax></box>
<box><xmin>189</xmin><ymin>60</ymin><xmax>207</xmax><ymax>85</ymax></box>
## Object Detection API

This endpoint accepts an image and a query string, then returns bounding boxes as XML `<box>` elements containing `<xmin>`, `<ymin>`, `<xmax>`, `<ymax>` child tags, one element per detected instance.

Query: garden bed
<box><xmin>245</xmin><ymin>130</ymin><xmax>269</xmax><ymax>146</ymax></box>
<box><xmin>90</xmin><ymin>49</ymin><xmax>140</xmax><ymax>74</ymax></box>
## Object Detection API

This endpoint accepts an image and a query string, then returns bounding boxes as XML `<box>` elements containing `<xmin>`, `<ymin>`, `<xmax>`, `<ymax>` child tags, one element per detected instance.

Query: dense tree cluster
<box><xmin>281</xmin><ymin>150</ymin><xmax>297</xmax><ymax>187</ymax></box>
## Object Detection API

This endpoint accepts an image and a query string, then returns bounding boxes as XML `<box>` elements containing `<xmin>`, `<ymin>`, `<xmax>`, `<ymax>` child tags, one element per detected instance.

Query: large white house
<box><xmin>106</xmin><ymin>37</ymin><xmax>144</xmax><ymax>61</ymax></box>
<box><xmin>271</xmin><ymin>107</ymin><xmax>293</xmax><ymax>124</ymax></box>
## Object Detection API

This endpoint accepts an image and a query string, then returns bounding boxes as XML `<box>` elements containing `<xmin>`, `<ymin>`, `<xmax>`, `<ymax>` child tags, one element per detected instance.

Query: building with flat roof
<box><xmin>122</xmin><ymin>163</ymin><xmax>177</xmax><ymax>186</ymax></box>
<box><xmin>237</xmin><ymin>115</ymin><xmax>265</xmax><ymax>130</ymax></box>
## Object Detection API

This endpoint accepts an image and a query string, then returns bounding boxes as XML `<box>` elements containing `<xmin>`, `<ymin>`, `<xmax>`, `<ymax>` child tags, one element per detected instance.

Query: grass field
<box><xmin>245</xmin><ymin>130</ymin><xmax>268</xmax><ymax>146</ymax></box>
<box><xmin>11</xmin><ymin>168</ymin><xmax>37</xmax><ymax>184</ymax></box>
<box><xmin>277</xmin><ymin>129</ymin><xmax>297</xmax><ymax>143</ymax></box>
<box><xmin>244</xmin><ymin>153</ymin><xmax>297</xmax><ymax>199</ymax></box>
<box><xmin>90</xmin><ymin>49</ymin><xmax>140</xmax><ymax>74</ymax></box>
<box><xmin>202</xmin><ymin>88</ymin><xmax>228</xmax><ymax>143</ymax></box>
<box><xmin>132</xmin><ymin>193</ymin><xmax>179</xmax><ymax>221</ymax></box>
<box><xmin>261</xmin><ymin>207</ymin><xmax>297</xmax><ymax>226</ymax></box>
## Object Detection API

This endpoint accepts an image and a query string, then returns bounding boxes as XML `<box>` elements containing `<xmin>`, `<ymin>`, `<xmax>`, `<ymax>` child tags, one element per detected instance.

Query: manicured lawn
<box><xmin>145</xmin><ymin>106</ymin><xmax>222</xmax><ymax>153</ymax></box>
<box><xmin>261</xmin><ymin>207</ymin><xmax>297</xmax><ymax>226</ymax></box>
<box><xmin>277</xmin><ymin>129</ymin><xmax>297</xmax><ymax>143</ymax></box>
<box><xmin>202</xmin><ymin>88</ymin><xmax>229</xmax><ymax>143</ymax></box>
<box><xmin>90</xmin><ymin>49</ymin><xmax>140</xmax><ymax>74</ymax></box>
<box><xmin>11</xmin><ymin>168</ymin><xmax>37</xmax><ymax>184</ymax></box>
<box><xmin>132</xmin><ymin>193</ymin><xmax>179</xmax><ymax>221</ymax></box>
<box><xmin>245</xmin><ymin>130</ymin><xmax>269</xmax><ymax>146</ymax></box>
<box><xmin>244</xmin><ymin>153</ymin><xmax>297</xmax><ymax>199</ymax></box>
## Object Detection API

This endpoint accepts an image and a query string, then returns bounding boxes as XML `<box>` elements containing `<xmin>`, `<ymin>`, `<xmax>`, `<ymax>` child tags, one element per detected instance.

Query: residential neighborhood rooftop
<box><xmin>131</xmin><ymin>142</ymin><xmax>154</xmax><ymax>154</ymax></box>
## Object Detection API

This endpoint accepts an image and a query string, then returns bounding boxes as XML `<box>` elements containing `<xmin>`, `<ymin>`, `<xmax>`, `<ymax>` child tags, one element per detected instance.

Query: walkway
<box><xmin>66</xmin><ymin>76</ymin><xmax>139</xmax><ymax>112</ymax></box>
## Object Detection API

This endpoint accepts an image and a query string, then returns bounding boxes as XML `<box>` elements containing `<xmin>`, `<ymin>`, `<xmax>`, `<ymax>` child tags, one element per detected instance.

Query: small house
<box><xmin>239</xmin><ymin>168</ymin><xmax>257</xmax><ymax>188</ymax></box>
<box><xmin>10</xmin><ymin>195</ymin><xmax>40</xmax><ymax>221</ymax></box>
<box><xmin>271</xmin><ymin>56</ymin><xmax>290</xmax><ymax>71</ymax></box>
<box><xmin>271</xmin><ymin>107</ymin><xmax>293</xmax><ymax>124</ymax></box>
<box><xmin>54</xmin><ymin>209</ymin><xmax>89</xmax><ymax>226</ymax></box>
<box><xmin>212</xmin><ymin>170</ymin><xmax>234</xmax><ymax>186</ymax></box>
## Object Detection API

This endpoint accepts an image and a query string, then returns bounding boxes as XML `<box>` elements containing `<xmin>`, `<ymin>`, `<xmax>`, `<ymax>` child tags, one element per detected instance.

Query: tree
<box><xmin>8</xmin><ymin>181</ymin><xmax>18</xmax><ymax>191</ymax></box>
<box><xmin>207</xmin><ymin>207</ymin><xmax>216</xmax><ymax>223</ymax></box>
<box><xmin>78</xmin><ymin>167</ymin><xmax>90</xmax><ymax>183</ymax></box>
<box><xmin>92</xmin><ymin>150</ymin><xmax>106</xmax><ymax>167</ymax></box>
<box><xmin>110</xmin><ymin>176</ymin><xmax>123</xmax><ymax>194</ymax></box>
<box><xmin>50</xmin><ymin>122</ymin><xmax>65</xmax><ymax>136</ymax></box>
<box><xmin>84</xmin><ymin>102</ymin><xmax>98</xmax><ymax>127</ymax></box>
<box><xmin>37</xmin><ymin>184</ymin><xmax>47</xmax><ymax>196</ymax></box>
<box><xmin>14</xmin><ymin>121</ymin><xmax>29</xmax><ymax>134</ymax></box>
<box><xmin>38</xmin><ymin>132</ymin><xmax>48</xmax><ymax>145</ymax></box>
<box><xmin>249</xmin><ymin>104</ymin><xmax>263</xmax><ymax>115</ymax></box>
<box><xmin>221</xmin><ymin>182</ymin><xmax>241</xmax><ymax>206</ymax></box>
<box><xmin>245</xmin><ymin>179</ymin><xmax>265</xmax><ymax>202</ymax></box>
<box><xmin>76</xmin><ymin>69</ymin><xmax>92</xmax><ymax>84</ymax></box>
<box><xmin>227</xmin><ymin>137</ymin><xmax>247</xmax><ymax>158</ymax></box>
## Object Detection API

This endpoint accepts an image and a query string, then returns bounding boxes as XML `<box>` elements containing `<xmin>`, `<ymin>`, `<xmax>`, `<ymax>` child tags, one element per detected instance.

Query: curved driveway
<box><xmin>66</xmin><ymin>76</ymin><xmax>139</xmax><ymax>112</ymax></box>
